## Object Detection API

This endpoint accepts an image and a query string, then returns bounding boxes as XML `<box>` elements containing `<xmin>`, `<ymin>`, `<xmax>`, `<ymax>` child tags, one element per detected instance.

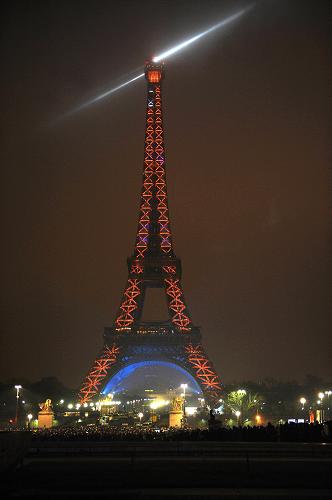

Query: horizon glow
<box><xmin>65</xmin><ymin>5</ymin><xmax>254</xmax><ymax>116</ymax></box>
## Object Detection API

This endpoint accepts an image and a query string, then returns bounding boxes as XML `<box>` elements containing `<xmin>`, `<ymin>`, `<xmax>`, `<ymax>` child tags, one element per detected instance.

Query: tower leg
<box><xmin>184</xmin><ymin>343</ymin><xmax>222</xmax><ymax>408</ymax></box>
<box><xmin>78</xmin><ymin>344</ymin><xmax>120</xmax><ymax>404</ymax></box>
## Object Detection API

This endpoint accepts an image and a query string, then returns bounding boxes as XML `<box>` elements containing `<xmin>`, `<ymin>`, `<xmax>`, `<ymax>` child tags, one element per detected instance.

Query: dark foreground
<box><xmin>3</xmin><ymin>440</ymin><xmax>332</xmax><ymax>498</ymax></box>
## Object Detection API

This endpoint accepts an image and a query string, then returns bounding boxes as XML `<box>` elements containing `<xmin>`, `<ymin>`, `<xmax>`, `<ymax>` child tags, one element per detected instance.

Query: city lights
<box><xmin>150</xmin><ymin>400</ymin><xmax>169</xmax><ymax>410</ymax></box>
<box><xmin>185</xmin><ymin>407</ymin><xmax>197</xmax><ymax>416</ymax></box>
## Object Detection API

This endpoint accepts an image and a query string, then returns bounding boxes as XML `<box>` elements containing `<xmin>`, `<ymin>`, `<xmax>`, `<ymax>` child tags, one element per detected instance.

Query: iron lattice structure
<box><xmin>79</xmin><ymin>62</ymin><xmax>222</xmax><ymax>407</ymax></box>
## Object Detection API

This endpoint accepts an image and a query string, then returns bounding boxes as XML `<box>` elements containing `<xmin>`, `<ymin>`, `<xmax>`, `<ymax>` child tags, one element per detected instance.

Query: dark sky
<box><xmin>1</xmin><ymin>0</ymin><xmax>331</xmax><ymax>388</ymax></box>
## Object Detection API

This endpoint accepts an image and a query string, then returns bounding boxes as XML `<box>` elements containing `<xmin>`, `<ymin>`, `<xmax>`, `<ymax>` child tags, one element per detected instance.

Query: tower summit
<box><xmin>78</xmin><ymin>61</ymin><xmax>222</xmax><ymax>407</ymax></box>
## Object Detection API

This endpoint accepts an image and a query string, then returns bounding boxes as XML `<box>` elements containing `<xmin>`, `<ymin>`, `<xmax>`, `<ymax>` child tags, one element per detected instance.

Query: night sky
<box><xmin>1</xmin><ymin>0</ymin><xmax>331</xmax><ymax>389</ymax></box>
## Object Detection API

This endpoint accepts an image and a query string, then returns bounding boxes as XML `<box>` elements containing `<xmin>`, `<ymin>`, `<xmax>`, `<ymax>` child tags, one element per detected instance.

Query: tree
<box><xmin>225</xmin><ymin>389</ymin><xmax>263</xmax><ymax>426</ymax></box>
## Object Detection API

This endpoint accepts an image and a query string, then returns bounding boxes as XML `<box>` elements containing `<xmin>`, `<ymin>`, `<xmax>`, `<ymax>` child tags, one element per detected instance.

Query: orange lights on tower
<box><xmin>79</xmin><ymin>345</ymin><xmax>120</xmax><ymax>404</ymax></box>
<box><xmin>145</xmin><ymin>61</ymin><xmax>164</xmax><ymax>83</ymax></box>
<box><xmin>77</xmin><ymin>60</ymin><xmax>223</xmax><ymax>407</ymax></box>
<box><xmin>147</xmin><ymin>70</ymin><xmax>162</xmax><ymax>83</ymax></box>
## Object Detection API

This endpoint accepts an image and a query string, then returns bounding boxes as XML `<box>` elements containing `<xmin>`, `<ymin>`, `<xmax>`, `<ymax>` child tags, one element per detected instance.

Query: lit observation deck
<box><xmin>145</xmin><ymin>61</ymin><xmax>164</xmax><ymax>83</ymax></box>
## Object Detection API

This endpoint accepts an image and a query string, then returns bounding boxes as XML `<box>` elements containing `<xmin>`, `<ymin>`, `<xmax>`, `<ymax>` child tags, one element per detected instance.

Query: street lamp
<box><xmin>318</xmin><ymin>393</ymin><xmax>326</xmax><ymax>422</ymax></box>
<box><xmin>300</xmin><ymin>397</ymin><xmax>306</xmax><ymax>410</ymax></box>
<box><xmin>14</xmin><ymin>385</ymin><xmax>22</xmax><ymax>425</ymax></box>
<box><xmin>138</xmin><ymin>412</ymin><xmax>143</xmax><ymax>424</ymax></box>
<box><xmin>180</xmin><ymin>383</ymin><xmax>188</xmax><ymax>426</ymax></box>
<box><xmin>180</xmin><ymin>384</ymin><xmax>188</xmax><ymax>408</ymax></box>
<box><xmin>325</xmin><ymin>391</ymin><xmax>332</xmax><ymax>418</ymax></box>
<box><xmin>235</xmin><ymin>410</ymin><xmax>241</xmax><ymax>425</ymax></box>
<box><xmin>27</xmin><ymin>413</ymin><xmax>33</xmax><ymax>430</ymax></box>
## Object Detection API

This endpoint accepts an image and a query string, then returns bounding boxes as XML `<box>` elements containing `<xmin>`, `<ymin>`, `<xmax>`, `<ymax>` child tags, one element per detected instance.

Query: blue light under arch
<box><xmin>101</xmin><ymin>360</ymin><xmax>202</xmax><ymax>395</ymax></box>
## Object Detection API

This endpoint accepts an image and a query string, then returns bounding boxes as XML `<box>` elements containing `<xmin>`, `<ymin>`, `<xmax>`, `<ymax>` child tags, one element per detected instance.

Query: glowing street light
<box><xmin>318</xmin><ymin>393</ymin><xmax>326</xmax><ymax>422</ymax></box>
<box><xmin>180</xmin><ymin>383</ymin><xmax>188</xmax><ymax>426</ymax></box>
<box><xmin>235</xmin><ymin>410</ymin><xmax>241</xmax><ymax>425</ymax></box>
<box><xmin>27</xmin><ymin>413</ymin><xmax>33</xmax><ymax>429</ymax></box>
<box><xmin>325</xmin><ymin>391</ymin><xmax>332</xmax><ymax>417</ymax></box>
<box><xmin>180</xmin><ymin>384</ymin><xmax>188</xmax><ymax>410</ymax></box>
<box><xmin>300</xmin><ymin>397</ymin><xmax>306</xmax><ymax>410</ymax></box>
<box><xmin>138</xmin><ymin>412</ymin><xmax>143</xmax><ymax>424</ymax></box>
<box><xmin>14</xmin><ymin>385</ymin><xmax>22</xmax><ymax>425</ymax></box>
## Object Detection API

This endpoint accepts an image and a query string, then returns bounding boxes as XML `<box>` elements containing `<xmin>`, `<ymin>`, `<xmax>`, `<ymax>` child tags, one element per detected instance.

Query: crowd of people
<box><xmin>31</xmin><ymin>421</ymin><xmax>330</xmax><ymax>442</ymax></box>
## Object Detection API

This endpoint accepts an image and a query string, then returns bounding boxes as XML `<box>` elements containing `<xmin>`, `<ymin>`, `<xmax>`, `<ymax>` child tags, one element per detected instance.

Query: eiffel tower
<box><xmin>78</xmin><ymin>61</ymin><xmax>222</xmax><ymax>407</ymax></box>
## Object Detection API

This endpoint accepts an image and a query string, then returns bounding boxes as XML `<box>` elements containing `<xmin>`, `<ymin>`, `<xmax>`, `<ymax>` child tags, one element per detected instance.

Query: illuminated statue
<box><xmin>171</xmin><ymin>397</ymin><xmax>183</xmax><ymax>413</ymax></box>
<box><xmin>39</xmin><ymin>399</ymin><xmax>53</xmax><ymax>412</ymax></box>
<box><xmin>38</xmin><ymin>399</ymin><xmax>54</xmax><ymax>429</ymax></box>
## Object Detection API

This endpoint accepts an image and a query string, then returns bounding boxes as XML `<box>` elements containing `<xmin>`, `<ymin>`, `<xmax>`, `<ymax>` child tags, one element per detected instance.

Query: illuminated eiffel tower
<box><xmin>78</xmin><ymin>61</ymin><xmax>222</xmax><ymax>407</ymax></box>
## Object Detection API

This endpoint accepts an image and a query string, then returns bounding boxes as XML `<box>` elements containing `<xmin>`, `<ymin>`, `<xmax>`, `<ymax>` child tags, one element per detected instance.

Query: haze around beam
<box><xmin>64</xmin><ymin>5</ymin><xmax>254</xmax><ymax>117</ymax></box>
<box><xmin>153</xmin><ymin>5</ymin><xmax>254</xmax><ymax>62</ymax></box>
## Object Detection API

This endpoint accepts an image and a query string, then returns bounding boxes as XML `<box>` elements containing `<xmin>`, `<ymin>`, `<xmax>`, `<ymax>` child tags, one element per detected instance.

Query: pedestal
<box><xmin>169</xmin><ymin>410</ymin><xmax>183</xmax><ymax>428</ymax></box>
<box><xmin>38</xmin><ymin>411</ymin><xmax>54</xmax><ymax>429</ymax></box>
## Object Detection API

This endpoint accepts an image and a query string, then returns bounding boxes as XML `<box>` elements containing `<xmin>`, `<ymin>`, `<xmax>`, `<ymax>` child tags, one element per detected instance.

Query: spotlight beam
<box><xmin>153</xmin><ymin>5</ymin><xmax>253</xmax><ymax>62</ymax></box>
<box><xmin>66</xmin><ymin>5</ymin><xmax>254</xmax><ymax>116</ymax></box>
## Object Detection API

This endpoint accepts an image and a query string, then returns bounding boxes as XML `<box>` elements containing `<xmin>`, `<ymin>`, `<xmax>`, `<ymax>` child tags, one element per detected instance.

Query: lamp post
<box><xmin>299</xmin><ymin>397</ymin><xmax>306</xmax><ymax>414</ymax></box>
<box><xmin>27</xmin><ymin>413</ymin><xmax>33</xmax><ymax>430</ymax></box>
<box><xmin>14</xmin><ymin>385</ymin><xmax>22</xmax><ymax>425</ymax></box>
<box><xmin>180</xmin><ymin>383</ymin><xmax>188</xmax><ymax>427</ymax></box>
<box><xmin>138</xmin><ymin>412</ymin><xmax>143</xmax><ymax>425</ymax></box>
<box><xmin>325</xmin><ymin>390</ymin><xmax>332</xmax><ymax>418</ymax></box>
<box><xmin>318</xmin><ymin>393</ymin><xmax>325</xmax><ymax>422</ymax></box>
<box><xmin>235</xmin><ymin>410</ymin><xmax>241</xmax><ymax>426</ymax></box>
<box><xmin>300</xmin><ymin>397</ymin><xmax>306</xmax><ymax>406</ymax></box>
